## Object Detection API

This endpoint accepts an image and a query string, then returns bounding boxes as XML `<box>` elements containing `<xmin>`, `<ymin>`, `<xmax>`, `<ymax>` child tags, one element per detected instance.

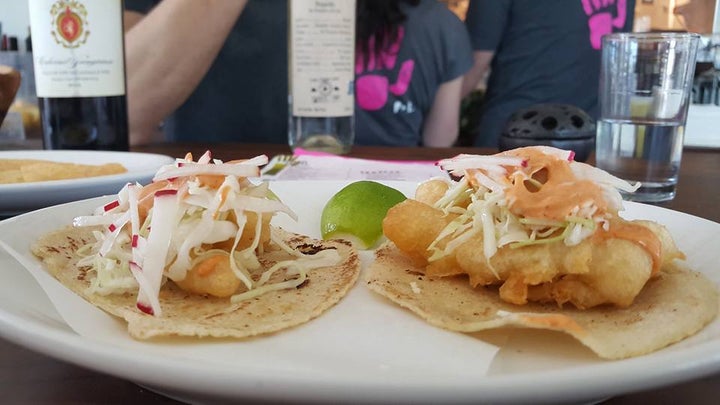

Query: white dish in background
<box><xmin>685</xmin><ymin>104</ymin><xmax>720</xmax><ymax>148</ymax></box>
<box><xmin>0</xmin><ymin>150</ymin><xmax>175</xmax><ymax>215</ymax></box>
<box><xmin>0</xmin><ymin>180</ymin><xmax>719</xmax><ymax>404</ymax></box>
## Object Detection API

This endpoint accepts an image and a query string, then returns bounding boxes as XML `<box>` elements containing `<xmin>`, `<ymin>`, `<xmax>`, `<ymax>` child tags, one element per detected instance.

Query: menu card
<box><xmin>260</xmin><ymin>148</ymin><xmax>449</xmax><ymax>181</ymax></box>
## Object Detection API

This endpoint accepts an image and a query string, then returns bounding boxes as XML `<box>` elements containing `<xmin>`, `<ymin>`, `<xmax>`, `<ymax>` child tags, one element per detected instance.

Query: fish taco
<box><xmin>32</xmin><ymin>151</ymin><xmax>360</xmax><ymax>339</ymax></box>
<box><xmin>366</xmin><ymin>146</ymin><xmax>718</xmax><ymax>359</ymax></box>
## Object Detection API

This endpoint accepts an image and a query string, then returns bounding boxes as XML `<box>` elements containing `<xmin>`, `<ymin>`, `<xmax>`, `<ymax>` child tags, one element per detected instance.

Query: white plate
<box><xmin>0</xmin><ymin>150</ymin><xmax>175</xmax><ymax>215</ymax></box>
<box><xmin>1</xmin><ymin>180</ymin><xmax>720</xmax><ymax>404</ymax></box>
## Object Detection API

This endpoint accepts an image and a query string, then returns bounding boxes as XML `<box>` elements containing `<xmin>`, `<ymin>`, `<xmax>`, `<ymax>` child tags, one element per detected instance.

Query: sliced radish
<box><xmin>135</xmin><ymin>190</ymin><xmax>181</xmax><ymax>317</ymax></box>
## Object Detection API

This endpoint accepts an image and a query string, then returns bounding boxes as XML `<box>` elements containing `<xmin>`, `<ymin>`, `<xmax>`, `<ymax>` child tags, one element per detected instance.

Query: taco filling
<box><xmin>32</xmin><ymin>151</ymin><xmax>360</xmax><ymax>339</ymax></box>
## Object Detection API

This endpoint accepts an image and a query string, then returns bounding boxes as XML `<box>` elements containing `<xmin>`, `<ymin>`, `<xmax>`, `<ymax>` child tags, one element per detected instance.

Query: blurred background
<box><xmin>440</xmin><ymin>0</ymin><xmax>720</xmax><ymax>148</ymax></box>
<box><xmin>3</xmin><ymin>0</ymin><xmax>719</xmax><ymax>148</ymax></box>
<box><xmin>0</xmin><ymin>0</ymin><xmax>38</xmax><ymax>146</ymax></box>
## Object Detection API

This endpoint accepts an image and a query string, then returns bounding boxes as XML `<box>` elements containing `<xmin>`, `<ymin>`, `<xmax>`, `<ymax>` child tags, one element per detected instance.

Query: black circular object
<box><xmin>498</xmin><ymin>104</ymin><xmax>596</xmax><ymax>161</ymax></box>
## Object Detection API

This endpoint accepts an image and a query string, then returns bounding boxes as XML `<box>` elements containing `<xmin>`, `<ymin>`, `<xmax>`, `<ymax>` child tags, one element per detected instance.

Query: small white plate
<box><xmin>0</xmin><ymin>180</ymin><xmax>719</xmax><ymax>404</ymax></box>
<box><xmin>0</xmin><ymin>150</ymin><xmax>175</xmax><ymax>215</ymax></box>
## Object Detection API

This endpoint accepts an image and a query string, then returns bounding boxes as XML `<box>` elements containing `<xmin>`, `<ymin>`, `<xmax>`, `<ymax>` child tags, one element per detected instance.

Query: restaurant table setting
<box><xmin>0</xmin><ymin>142</ymin><xmax>719</xmax><ymax>404</ymax></box>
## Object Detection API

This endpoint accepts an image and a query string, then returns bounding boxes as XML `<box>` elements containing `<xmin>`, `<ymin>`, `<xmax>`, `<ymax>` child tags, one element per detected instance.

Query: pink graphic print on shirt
<box><xmin>356</xmin><ymin>27</ymin><xmax>415</xmax><ymax>111</ymax></box>
<box><xmin>582</xmin><ymin>0</ymin><xmax>627</xmax><ymax>50</ymax></box>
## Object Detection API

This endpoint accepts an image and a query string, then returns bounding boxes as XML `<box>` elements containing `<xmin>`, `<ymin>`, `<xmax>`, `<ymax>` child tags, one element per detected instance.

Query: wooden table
<box><xmin>1</xmin><ymin>143</ymin><xmax>719</xmax><ymax>403</ymax></box>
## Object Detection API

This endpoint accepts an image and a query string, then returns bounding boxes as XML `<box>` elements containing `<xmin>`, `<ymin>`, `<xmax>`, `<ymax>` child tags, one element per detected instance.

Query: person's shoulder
<box><xmin>406</xmin><ymin>0</ymin><xmax>464</xmax><ymax>26</ymax></box>
<box><xmin>404</xmin><ymin>0</ymin><xmax>472</xmax><ymax>65</ymax></box>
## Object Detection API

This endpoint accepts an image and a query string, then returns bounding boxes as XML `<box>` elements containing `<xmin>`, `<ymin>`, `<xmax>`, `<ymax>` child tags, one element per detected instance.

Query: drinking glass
<box><xmin>596</xmin><ymin>33</ymin><xmax>700</xmax><ymax>203</ymax></box>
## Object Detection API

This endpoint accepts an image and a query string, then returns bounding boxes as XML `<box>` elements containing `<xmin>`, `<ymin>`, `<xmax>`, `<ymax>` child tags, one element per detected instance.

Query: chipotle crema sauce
<box><xmin>480</xmin><ymin>148</ymin><xmax>662</xmax><ymax>273</ymax></box>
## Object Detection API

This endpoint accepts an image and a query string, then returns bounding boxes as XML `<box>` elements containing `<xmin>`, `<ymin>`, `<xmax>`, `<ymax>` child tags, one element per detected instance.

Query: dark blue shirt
<box><xmin>466</xmin><ymin>0</ymin><xmax>636</xmax><ymax>147</ymax></box>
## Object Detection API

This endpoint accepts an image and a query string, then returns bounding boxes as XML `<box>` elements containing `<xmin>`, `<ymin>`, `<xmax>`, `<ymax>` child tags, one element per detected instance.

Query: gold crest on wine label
<box><xmin>50</xmin><ymin>1</ymin><xmax>89</xmax><ymax>49</ymax></box>
<box><xmin>30</xmin><ymin>0</ymin><xmax>126</xmax><ymax>97</ymax></box>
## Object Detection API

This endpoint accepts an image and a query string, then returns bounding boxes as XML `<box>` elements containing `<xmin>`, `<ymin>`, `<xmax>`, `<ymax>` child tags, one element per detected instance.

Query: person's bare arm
<box><xmin>421</xmin><ymin>76</ymin><xmax>464</xmax><ymax>147</ymax></box>
<box><xmin>674</xmin><ymin>0</ymin><xmax>714</xmax><ymax>33</ymax></box>
<box><xmin>123</xmin><ymin>10</ymin><xmax>144</xmax><ymax>32</ymax></box>
<box><xmin>461</xmin><ymin>50</ymin><xmax>494</xmax><ymax>98</ymax></box>
<box><xmin>124</xmin><ymin>0</ymin><xmax>248</xmax><ymax>145</ymax></box>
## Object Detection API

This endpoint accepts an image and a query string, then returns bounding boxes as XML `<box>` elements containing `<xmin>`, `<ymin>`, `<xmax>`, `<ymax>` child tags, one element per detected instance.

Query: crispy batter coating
<box><xmin>173</xmin><ymin>253</ymin><xmax>242</xmax><ymax>298</ymax></box>
<box><xmin>383</xmin><ymin>199</ymin><xmax>680</xmax><ymax>309</ymax></box>
<box><xmin>173</xmin><ymin>211</ymin><xmax>272</xmax><ymax>297</ymax></box>
<box><xmin>415</xmin><ymin>179</ymin><xmax>450</xmax><ymax>205</ymax></box>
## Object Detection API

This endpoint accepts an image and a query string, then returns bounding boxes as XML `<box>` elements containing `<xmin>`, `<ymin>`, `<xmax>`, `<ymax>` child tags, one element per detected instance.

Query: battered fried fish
<box><xmin>384</xmin><ymin>199</ymin><xmax>682</xmax><ymax>309</ymax></box>
<box><xmin>382</xmin><ymin>146</ymin><xmax>683</xmax><ymax>309</ymax></box>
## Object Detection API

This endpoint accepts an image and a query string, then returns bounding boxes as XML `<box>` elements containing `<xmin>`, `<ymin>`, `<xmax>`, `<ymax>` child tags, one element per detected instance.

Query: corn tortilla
<box><xmin>32</xmin><ymin>226</ymin><xmax>360</xmax><ymax>340</ymax></box>
<box><xmin>366</xmin><ymin>242</ymin><xmax>719</xmax><ymax>360</ymax></box>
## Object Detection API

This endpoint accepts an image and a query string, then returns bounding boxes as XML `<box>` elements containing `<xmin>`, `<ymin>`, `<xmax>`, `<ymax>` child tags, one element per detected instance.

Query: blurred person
<box><xmin>124</xmin><ymin>0</ymin><xmax>285</xmax><ymax>145</ymax></box>
<box><xmin>125</xmin><ymin>0</ymin><xmax>471</xmax><ymax>148</ymax></box>
<box><xmin>355</xmin><ymin>0</ymin><xmax>473</xmax><ymax>147</ymax></box>
<box><xmin>462</xmin><ymin>0</ymin><xmax>635</xmax><ymax>147</ymax></box>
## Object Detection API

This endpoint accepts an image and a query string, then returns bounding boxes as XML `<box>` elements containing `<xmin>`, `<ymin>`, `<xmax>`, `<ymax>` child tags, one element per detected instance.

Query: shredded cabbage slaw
<box><xmin>73</xmin><ymin>151</ymin><xmax>340</xmax><ymax>317</ymax></box>
<box><xmin>429</xmin><ymin>146</ymin><xmax>640</xmax><ymax>277</ymax></box>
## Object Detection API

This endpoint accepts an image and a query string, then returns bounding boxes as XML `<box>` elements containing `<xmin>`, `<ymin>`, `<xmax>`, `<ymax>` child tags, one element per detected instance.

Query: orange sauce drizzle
<box><xmin>594</xmin><ymin>220</ymin><xmax>663</xmax><ymax>275</ymax></box>
<box><xmin>500</xmin><ymin>148</ymin><xmax>608</xmax><ymax>221</ymax></box>
<box><xmin>195</xmin><ymin>254</ymin><xmax>225</xmax><ymax>277</ymax></box>
<box><xmin>469</xmin><ymin>147</ymin><xmax>663</xmax><ymax>272</ymax></box>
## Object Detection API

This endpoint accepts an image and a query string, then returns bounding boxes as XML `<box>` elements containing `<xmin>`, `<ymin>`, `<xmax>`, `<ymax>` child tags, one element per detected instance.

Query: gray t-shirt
<box><xmin>125</xmin><ymin>0</ymin><xmax>289</xmax><ymax>143</ymax></box>
<box><xmin>354</xmin><ymin>0</ymin><xmax>473</xmax><ymax>146</ymax></box>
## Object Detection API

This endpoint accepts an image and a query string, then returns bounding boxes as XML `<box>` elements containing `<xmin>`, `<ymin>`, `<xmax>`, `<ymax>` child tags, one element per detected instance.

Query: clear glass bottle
<box><xmin>288</xmin><ymin>0</ymin><xmax>356</xmax><ymax>154</ymax></box>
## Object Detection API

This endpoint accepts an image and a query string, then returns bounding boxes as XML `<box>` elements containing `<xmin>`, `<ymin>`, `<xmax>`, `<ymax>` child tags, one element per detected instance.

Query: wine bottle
<box><xmin>26</xmin><ymin>26</ymin><xmax>33</xmax><ymax>53</ymax></box>
<box><xmin>8</xmin><ymin>36</ymin><xmax>19</xmax><ymax>52</ymax></box>
<box><xmin>288</xmin><ymin>0</ymin><xmax>356</xmax><ymax>154</ymax></box>
<box><xmin>28</xmin><ymin>0</ymin><xmax>128</xmax><ymax>151</ymax></box>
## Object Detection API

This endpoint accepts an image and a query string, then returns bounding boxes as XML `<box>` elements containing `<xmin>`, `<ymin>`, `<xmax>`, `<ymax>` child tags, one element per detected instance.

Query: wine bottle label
<box><xmin>28</xmin><ymin>0</ymin><xmax>126</xmax><ymax>98</ymax></box>
<box><xmin>290</xmin><ymin>0</ymin><xmax>355</xmax><ymax>117</ymax></box>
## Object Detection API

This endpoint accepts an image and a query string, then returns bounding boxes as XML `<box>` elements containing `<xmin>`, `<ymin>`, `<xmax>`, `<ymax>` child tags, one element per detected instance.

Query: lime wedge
<box><xmin>321</xmin><ymin>181</ymin><xmax>407</xmax><ymax>249</ymax></box>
